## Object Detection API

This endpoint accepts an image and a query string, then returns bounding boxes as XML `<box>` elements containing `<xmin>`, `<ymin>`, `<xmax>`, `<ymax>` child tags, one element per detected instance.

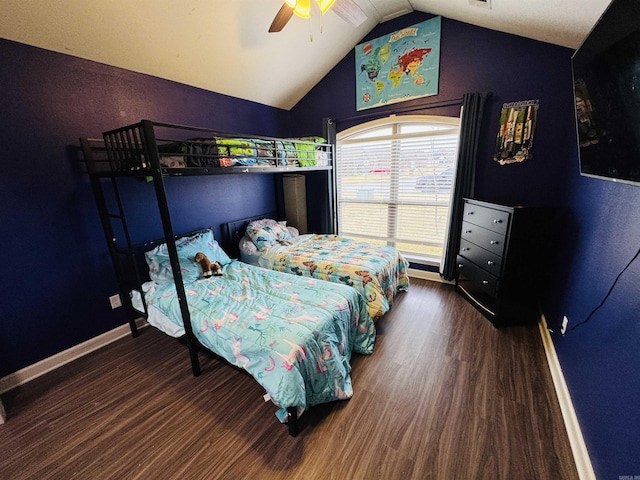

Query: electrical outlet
<box><xmin>109</xmin><ymin>294</ymin><xmax>122</xmax><ymax>309</ymax></box>
<box><xmin>561</xmin><ymin>316</ymin><xmax>568</xmax><ymax>335</ymax></box>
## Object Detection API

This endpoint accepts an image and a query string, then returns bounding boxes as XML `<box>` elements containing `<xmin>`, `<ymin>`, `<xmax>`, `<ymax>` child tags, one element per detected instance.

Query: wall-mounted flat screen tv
<box><xmin>572</xmin><ymin>0</ymin><xmax>640</xmax><ymax>185</ymax></box>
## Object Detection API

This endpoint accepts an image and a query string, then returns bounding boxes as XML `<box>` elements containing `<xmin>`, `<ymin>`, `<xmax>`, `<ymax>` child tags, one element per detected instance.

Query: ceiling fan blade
<box><xmin>332</xmin><ymin>0</ymin><xmax>368</xmax><ymax>27</ymax></box>
<box><xmin>269</xmin><ymin>3</ymin><xmax>294</xmax><ymax>32</ymax></box>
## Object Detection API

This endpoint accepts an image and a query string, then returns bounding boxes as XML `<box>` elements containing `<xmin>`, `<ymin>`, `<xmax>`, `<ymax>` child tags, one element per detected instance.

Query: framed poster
<box><xmin>355</xmin><ymin>17</ymin><xmax>441</xmax><ymax>111</ymax></box>
<box><xmin>494</xmin><ymin>100</ymin><xmax>539</xmax><ymax>165</ymax></box>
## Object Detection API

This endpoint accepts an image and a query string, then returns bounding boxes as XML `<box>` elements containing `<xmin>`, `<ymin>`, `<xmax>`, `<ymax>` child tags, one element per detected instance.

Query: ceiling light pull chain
<box><xmin>310</xmin><ymin>1</ymin><xmax>316</xmax><ymax>42</ymax></box>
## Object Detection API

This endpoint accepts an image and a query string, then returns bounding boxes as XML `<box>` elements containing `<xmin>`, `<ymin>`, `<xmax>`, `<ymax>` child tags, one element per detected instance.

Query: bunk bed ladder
<box><xmin>138</xmin><ymin>120</ymin><xmax>202</xmax><ymax>377</ymax></box>
<box><xmin>80</xmin><ymin>138</ymin><xmax>143</xmax><ymax>338</ymax></box>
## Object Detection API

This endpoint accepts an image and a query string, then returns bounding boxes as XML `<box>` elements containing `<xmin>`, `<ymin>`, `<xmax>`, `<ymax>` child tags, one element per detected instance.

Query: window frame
<box><xmin>335</xmin><ymin>114</ymin><xmax>461</xmax><ymax>267</ymax></box>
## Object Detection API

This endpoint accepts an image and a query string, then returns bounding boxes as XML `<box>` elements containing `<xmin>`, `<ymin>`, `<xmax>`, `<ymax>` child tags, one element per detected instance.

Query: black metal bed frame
<box><xmin>80</xmin><ymin>120</ymin><xmax>336</xmax><ymax>437</ymax></box>
<box><xmin>222</xmin><ymin>212</ymin><xmax>277</xmax><ymax>258</ymax></box>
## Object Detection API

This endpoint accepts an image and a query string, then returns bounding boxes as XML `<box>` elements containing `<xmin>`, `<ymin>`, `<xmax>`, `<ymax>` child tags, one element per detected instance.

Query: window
<box><xmin>336</xmin><ymin>115</ymin><xmax>460</xmax><ymax>265</ymax></box>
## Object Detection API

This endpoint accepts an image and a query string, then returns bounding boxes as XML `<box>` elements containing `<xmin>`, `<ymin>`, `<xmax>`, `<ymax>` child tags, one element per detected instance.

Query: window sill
<box><xmin>403</xmin><ymin>253</ymin><xmax>441</xmax><ymax>268</ymax></box>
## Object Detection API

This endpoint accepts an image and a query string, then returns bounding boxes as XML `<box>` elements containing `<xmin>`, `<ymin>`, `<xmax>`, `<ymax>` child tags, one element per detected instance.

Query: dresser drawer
<box><xmin>461</xmin><ymin>221</ymin><xmax>506</xmax><ymax>257</ymax></box>
<box><xmin>456</xmin><ymin>255</ymin><xmax>498</xmax><ymax>308</ymax></box>
<box><xmin>463</xmin><ymin>202</ymin><xmax>510</xmax><ymax>235</ymax></box>
<box><xmin>459</xmin><ymin>238</ymin><xmax>502</xmax><ymax>276</ymax></box>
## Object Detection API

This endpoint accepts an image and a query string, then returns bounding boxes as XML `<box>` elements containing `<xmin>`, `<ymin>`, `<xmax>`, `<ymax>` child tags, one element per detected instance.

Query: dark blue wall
<box><xmin>292</xmin><ymin>13</ymin><xmax>577</xmax><ymax>207</ymax></box>
<box><xmin>292</xmin><ymin>12</ymin><xmax>640</xmax><ymax>478</ymax></box>
<box><xmin>0</xmin><ymin>38</ymin><xmax>289</xmax><ymax>379</ymax></box>
<box><xmin>548</xmin><ymin>177</ymin><xmax>640</xmax><ymax>477</ymax></box>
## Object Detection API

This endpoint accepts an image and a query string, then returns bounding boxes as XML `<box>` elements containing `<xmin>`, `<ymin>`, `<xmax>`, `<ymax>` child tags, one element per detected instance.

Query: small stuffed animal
<box><xmin>194</xmin><ymin>252</ymin><xmax>222</xmax><ymax>278</ymax></box>
<box><xmin>211</xmin><ymin>261</ymin><xmax>222</xmax><ymax>276</ymax></box>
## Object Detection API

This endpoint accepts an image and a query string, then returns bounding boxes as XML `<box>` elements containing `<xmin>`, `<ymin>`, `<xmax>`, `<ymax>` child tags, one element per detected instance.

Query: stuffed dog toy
<box><xmin>194</xmin><ymin>252</ymin><xmax>222</xmax><ymax>278</ymax></box>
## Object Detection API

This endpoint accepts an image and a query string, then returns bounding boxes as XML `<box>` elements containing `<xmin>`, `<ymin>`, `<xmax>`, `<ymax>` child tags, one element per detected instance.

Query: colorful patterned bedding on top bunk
<box><xmin>239</xmin><ymin>219</ymin><xmax>410</xmax><ymax>320</ymax></box>
<box><xmin>157</xmin><ymin>136</ymin><xmax>329</xmax><ymax>168</ymax></box>
<box><xmin>136</xmin><ymin>229</ymin><xmax>375</xmax><ymax>421</ymax></box>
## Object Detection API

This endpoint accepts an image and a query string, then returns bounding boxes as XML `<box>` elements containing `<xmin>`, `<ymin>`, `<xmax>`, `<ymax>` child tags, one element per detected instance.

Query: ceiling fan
<box><xmin>268</xmin><ymin>0</ymin><xmax>368</xmax><ymax>33</ymax></box>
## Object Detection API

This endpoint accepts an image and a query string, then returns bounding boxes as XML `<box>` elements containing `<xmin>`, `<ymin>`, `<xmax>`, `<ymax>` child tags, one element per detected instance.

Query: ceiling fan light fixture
<box><xmin>288</xmin><ymin>0</ymin><xmax>310</xmax><ymax>18</ymax></box>
<box><xmin>317</xmin><ymin>0</ymin><xmax>336</xmax><ymax>14</ymax></box>
<box><xmin>270</xmin><ymin>0</ymin><xmax>344</xmax><ymax>33</ymax></box>
<box><xmin>286</xmin><ymin>0</ymin><xmax>335</xmax><ymax>19</ymax></box>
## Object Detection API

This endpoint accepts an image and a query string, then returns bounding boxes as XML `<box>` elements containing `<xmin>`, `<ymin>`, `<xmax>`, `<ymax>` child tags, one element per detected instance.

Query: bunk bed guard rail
<box><xmin>100</xmin><ymin>120</ymin><xmax>333</xmax><ymax>175</ymax></box>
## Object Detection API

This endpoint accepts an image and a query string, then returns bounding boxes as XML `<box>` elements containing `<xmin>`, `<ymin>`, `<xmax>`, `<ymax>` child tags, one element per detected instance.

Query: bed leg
<box><xmin>287</xmin><ymin>407</ymin><xmax>298</xmax><ymax>437</ymax></box>
<box><xmin>128</xmin><ymin>318</ymin><xmax>139</xmax><ymax>338</ymax></box>
<box><xmin>188</xmin><ymin>344</ymin><xmax>201</xmax><ymax>377</ymax></box>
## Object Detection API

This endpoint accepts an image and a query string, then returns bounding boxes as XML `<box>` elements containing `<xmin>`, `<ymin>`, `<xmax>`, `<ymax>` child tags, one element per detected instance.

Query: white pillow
<box><xmin>239</xmin><ymin>234</ymin><xmax>258</xmax><ymax>255</ymax></box>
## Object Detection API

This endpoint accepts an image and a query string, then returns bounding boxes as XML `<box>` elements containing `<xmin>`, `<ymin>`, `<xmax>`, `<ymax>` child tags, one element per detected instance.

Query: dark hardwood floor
<box><xmin>0</xmin><ymin>279</ymin><xmax>578</xmax><ymax>479</ymax></box>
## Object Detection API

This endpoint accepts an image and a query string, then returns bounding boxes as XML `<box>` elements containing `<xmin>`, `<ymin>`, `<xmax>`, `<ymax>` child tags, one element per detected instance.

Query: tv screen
<box><xmin>572</xmin><ymin>0</ymin><xmax>640</xmax><ymax>185</ymax></box>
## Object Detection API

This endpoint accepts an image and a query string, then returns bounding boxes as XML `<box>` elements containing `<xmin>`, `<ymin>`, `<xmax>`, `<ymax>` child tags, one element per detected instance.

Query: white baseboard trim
<box><xmin>539</xmin><ymin>315</ymin><xmax>595</xmax><ymax>480</ymax></box>
<box><xmin>408</xmin><ymin>267</ymin><xmax>454</xmax><ymax>284</ymax></box>
<box><xmin>0</xmin><ymin>319</ymin><xmax>147</xmax><ymax>395</ymax></box>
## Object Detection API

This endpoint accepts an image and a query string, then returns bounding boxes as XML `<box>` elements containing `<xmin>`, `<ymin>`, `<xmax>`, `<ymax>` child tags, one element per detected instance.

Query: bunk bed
<box><xmin>226</xmin><ymin>215</ymin><xmax>410</xmax><ymax>320</ymax></box>
<box><xmin>80</xmin><ymin>120</ymin><xmax>370</xmax><ymax>436</ymax></box>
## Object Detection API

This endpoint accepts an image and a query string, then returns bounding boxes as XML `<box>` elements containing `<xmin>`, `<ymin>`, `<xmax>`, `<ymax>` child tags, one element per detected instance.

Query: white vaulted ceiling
<box><xmin>0</xmin><ymin>0</ymin><xmax>612</xmax><ymax>110</ymax></box>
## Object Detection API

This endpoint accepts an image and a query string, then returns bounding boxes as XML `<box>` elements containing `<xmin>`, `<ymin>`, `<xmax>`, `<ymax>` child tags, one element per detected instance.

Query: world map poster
<box><xmin>355</xmin><ymin>17</ymin><xmax>441</xmax><ymax>111</ymax></box>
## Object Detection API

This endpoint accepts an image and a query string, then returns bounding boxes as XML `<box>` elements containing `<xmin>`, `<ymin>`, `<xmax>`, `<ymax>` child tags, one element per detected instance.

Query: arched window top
<box><xmin>338</xmin><ymin>115</ymin><xmax>460</xmax><ymax>141</ymax></box>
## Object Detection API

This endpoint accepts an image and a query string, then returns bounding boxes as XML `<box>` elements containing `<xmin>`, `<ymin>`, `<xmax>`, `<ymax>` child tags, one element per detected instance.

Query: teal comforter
<box><xmin>143</xmin><ymin>260</ymin><xmax>375</xmax><ymax>418</ymax></box>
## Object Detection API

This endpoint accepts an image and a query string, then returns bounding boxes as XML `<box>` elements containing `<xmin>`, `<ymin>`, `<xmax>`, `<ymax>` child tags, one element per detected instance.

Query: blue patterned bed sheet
<box><xmin>255</xmin><ymin>235</ymin><xmax>410</xmax><ymax>319</ymax></box>
<box><xmin>143</xmin><ymin>260</ymin><xmax>375</xmax><ymax>417</ymax></box>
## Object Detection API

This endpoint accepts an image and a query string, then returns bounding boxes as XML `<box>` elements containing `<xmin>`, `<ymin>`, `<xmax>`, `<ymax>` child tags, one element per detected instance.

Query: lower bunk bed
<box><xmin>132</xmin><ymin>228</ymin><xmax>376</xmax><ymax>436</ymax></box>
<box><xmin>226</xmin><ymin>216</ymin><xmax>410</xmax><ymax>320</ymax></box>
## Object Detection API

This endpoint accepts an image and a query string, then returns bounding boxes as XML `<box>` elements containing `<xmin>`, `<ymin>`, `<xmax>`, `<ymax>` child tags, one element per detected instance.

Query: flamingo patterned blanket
<box><xmin>142</xmin><ymin>260</ymin><xmax>375</xmax><ymax>418</ymax></box>
<box><xmin>243</xmin><ymin>234</ymin><xmax>410</xmax><ymax>319</ymax></box>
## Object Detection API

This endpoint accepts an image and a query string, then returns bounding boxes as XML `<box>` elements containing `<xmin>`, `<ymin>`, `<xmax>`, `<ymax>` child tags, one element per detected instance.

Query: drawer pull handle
<box><xmin>462</xmin><ymin>247</ymin><xmax>470</xmax><ymax>251</ymax></box>
<box><xmin>465</xmin><ymin>230</ymin><xmax>472</xmax><ymax>234</ymax></box>
<box><xmin>487</xmin><ymin>261</ymin><xmax>495</xmax><ymax>265</ymax></box>
<box><xmin>467</xmin><ymin>211</ymin><xmax>474</xmax><ymax>215</ymax></box>
<box><xmin>490</xmin><ymin>240</ymin><xmax>499</xmax><ymax>245</ymax></box>
<box><xmin>458</xmin><ymin>264</ymin><xmax>464</xmax><ymax>268</ymax></box>
<box><xmin>493</xmin><ymin>219</ymin><xmax>503</xmax><ymax>224</ymax></box>
<box><xmin>482</xmin><ymin>280</ymin><xmax>489</xmax><ymax>285</ymax></box>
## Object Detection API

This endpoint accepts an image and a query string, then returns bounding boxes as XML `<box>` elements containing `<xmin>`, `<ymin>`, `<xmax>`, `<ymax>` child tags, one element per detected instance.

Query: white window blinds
<box><xmin>336</xmin><ymin>115</ymin><xmax>460</xmax><ymax>264</ymax></box>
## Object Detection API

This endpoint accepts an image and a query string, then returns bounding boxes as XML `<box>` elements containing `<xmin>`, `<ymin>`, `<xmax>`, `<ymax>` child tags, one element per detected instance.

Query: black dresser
<box><xmin>455</xmin><ymin>198</ymin><xmax>554</xmax><ymax>327</ymax></box>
